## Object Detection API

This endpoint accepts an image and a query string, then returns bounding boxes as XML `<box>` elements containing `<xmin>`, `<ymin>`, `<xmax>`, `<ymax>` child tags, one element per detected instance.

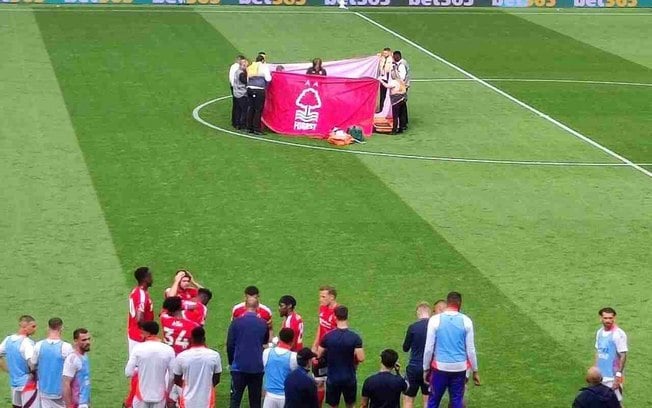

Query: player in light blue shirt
<box><xmin>595</xmin><ymin>307</ymin><xmax>627</xmax><ymax>403</ymax></box>
<box><xmin>423</xmin><ymin>292</ymin><xmax>480</xmax><ymax>408</ymax></box>
<box><xmin>63</xmin><ymin>328</ymin><xmax>92</xmax><ymax>408</ymax></box>
<box><xmin>31</xmin><ymin>318</ymin><xmax>73</xmax><ymax>408</ymax></box>
<box><xmin>0</xmin><ymin>315</ymin><xmax>38</xmax><ymax>408</ymax></box>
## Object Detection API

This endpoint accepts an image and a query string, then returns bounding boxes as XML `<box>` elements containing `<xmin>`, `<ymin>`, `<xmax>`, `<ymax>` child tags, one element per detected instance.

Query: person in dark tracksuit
<box><xmin>402</xmin><ymin>302</ymin><xmax>432</xmax><ymax>408</ymax></box>
<box><xmin>227</xmin><ymin>298</ymin><xmax>270</xmax><ymax>408</ymax></box>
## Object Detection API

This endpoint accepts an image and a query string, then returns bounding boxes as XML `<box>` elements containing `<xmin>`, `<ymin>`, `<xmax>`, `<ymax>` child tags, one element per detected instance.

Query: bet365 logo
<box><xmin>239</xmin><ymin>0</ymin><xmax>306</xmax><ymax>5</ymax></box>
<box><xmin>324</xmin><ymin>0</ymin><xmax>391</xmax><ymax>5</ymax></box>
<box><xmin>492</xmin><ymin>0</ymin><xmax>556</xmax><ymax>6</ymax></box>
<box><xmin>574</xmin><ymin>0</ymin><xmax>637</xmax><ymax>6</ymax></box>
<box><xmin>408</xmin><ymin>0</ymin><xmax>474</xmax><ymax>6</ymax></box>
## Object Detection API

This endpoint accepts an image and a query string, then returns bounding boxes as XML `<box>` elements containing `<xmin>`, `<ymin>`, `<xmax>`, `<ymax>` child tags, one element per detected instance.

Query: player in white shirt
<box><xmin>31</xmin><ymin>318</ymin><xmax>74</xmax><ymax>408</ymax></box>
<box><xmin>594</xmin><ymin>307</ymin><xmax>628</xmax><ymax>402</ymax></box>
<box><xmin>173</xmin><ymin>327</ymin><xmax>222</xmax><ymax>408</ymax></box>
<box><xmin>125</xmin><ymin>322</ymin><xmax>175</xmax><ymax>408</ymax></box>
<box><xmin>0</xmin><ymin>315</ymin><xmax>38</xmax><ymax>408</ymax></box>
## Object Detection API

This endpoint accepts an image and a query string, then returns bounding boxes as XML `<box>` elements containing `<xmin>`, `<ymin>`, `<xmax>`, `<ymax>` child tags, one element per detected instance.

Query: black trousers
<box><xmin>230</xmin><ymin>86</ymin><xmax>237</xmax><ymax>127</ymax></box>
<box><xmin>234</xmin><ymin>96</ymin><xmax>249</xmax><ymax>129</ymax></box>
<box><xmin>392</xmin><ymin>100</ymin><xmax>407</xmax><ymax>133</ymax></box>
<box><xmin>378</xmin><ymin>85</ymin><xmax>388</xmax><ymax>113</ymax></box>
<box><xmin>246</xmin><ymin>88</ymin><xmax>266</xmax><ymax>132</ymax></box>
<box><xmin>230</xmin><ymin>371</ymin><xmax>263</xmax><ymax>408</ymax></box>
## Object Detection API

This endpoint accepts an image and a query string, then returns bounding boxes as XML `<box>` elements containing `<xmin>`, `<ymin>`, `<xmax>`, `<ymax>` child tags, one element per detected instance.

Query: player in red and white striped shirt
<box><xmin>312</xmin><ymin>285</ymin><xmax>338</xmax><ymax>352</ymax></box>
<box><xmin>232</xmin><ymin>286</ymin><xmax>273</xmax><ymax>338</ymax></box>
<box><xmin>182</xmin><ymin>288</ymin><xmax>212</xmax><ymax>326</ymax></box>
<box><xmin>160</xmin><ymin>297</ymin><xmax>200</xmax><ymax>356</ymax></box>
<box><xmin>279</xmin><ymin>295</ymin><xmax>304</xmax><ymax>352</ymax></box>
<box><xmin>127</xmin><ymin>267</ymin><xmax>154</xmax><ymax>354</ymax></box>
<box><xmin>164</xmin><ymin>270</ymin><xmax>202</xmax><ymax>301</ymax></box>
<box><xmin>124</xmin><ymin>267</ymin><xmax>155</xmax><ymax>408</ymax></box>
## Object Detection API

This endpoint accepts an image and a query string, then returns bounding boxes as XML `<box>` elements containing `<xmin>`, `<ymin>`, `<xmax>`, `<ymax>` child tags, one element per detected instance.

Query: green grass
<box><xmin>1</xmin><ymin>6</ymin><xmax>651</xmax><ymax>407</ymax></box>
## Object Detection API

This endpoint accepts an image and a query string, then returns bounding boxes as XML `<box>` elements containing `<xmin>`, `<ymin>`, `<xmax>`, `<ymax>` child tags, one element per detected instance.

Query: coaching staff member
<box><xmin>361</xmin><ymin>349</ymin><xmax>407</xmax><ymax>408</ymax></box>
<box><xmin>227</xmin><ymin>297</ymin><xmax>269</xmax><ymax>408</ymax></box>
<box><xmin>285</xmin><ymin>348</ymin><xmax>319</xmax><ymax>408</ymax></box>
<box><xmin>317</xmin><ymin>306</ymin><xmax>365</xmax><ymax>408</ymax></box>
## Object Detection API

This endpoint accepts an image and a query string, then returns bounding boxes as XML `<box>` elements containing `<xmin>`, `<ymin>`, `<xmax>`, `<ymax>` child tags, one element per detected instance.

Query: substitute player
<box><xmin>128</xmin><ymin>267</ymin><xmax>155</xmax><ymax>354</ymax></box>
<box><xmin>595</xmin><ymin>307</ymin><xmax>628</xmax><ymax>404</ymax></box>
<box><xmin>311</xmin><ymin>286</ymin><xmax>339</xmax><ymax>406</ymax></box>
<box><xmin>62</xmin><ymin>328</ymin><xmax>92</xmax><ymax>408</ymax></box>
<box><xmin>164</xmin><ymin>270</ymin><xmax>202</xmax><ymax>301</ymax></box>
<box><xmin>125</xmin><ymin>266</ymin><xmax>155</xmax><ymax>408</ymax></box>
<box><xmin>174</xmin><ymin>327</ymin><xmax>222</xmax><ymax>408</ymax></box>
<box><xmin>279</xmin><ymin>295</ymin><xmax>304</xmax><ymax>351</ymax></box>
<box><xmin>125</xmin><ymin>321</ymin><xmax>175</xmax><ymax>408</ymax></box>
<box><xmin>161</xmin><ymin>297</ymin><xmax>200</xmax><ymax>356</ymax></box>
<box><xmin>0</xmin><ymin>315</ymin><xmax>38</xmax><ymax>408</ymax></box>
<box><xmin>182</xmin><ymin>288</ymin><xmax>213</xmax><ymax>326</ymax></box>
<box><xmin>31</xmin><ymin>317</ymin><xmax>73</xmax><ymax>408</ymax></box>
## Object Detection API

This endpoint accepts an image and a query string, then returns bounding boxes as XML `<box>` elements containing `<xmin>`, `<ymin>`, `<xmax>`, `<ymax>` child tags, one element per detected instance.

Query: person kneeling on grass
<box><xmin>379</xmin><ymin>70</ymin><xmax>407</xmax><ymax>135</ymax></box>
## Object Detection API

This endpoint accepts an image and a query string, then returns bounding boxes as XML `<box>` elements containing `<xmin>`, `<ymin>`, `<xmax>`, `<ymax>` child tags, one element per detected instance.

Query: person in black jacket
<box><xmin>572</xmin><ymin>367</ymin><xmax>620</xmax><ymax>408</ymax></box>
<box><xmin>285</xmin><ymin>348</ymin><xmax>319</xmax><ymax>408</ymax></box>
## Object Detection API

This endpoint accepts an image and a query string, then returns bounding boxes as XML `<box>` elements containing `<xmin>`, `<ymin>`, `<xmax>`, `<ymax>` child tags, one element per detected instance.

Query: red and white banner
<box><xmin>262</xmin><ymin>72</ymin><xmax>379</xmax><ymax>137</ymax></box>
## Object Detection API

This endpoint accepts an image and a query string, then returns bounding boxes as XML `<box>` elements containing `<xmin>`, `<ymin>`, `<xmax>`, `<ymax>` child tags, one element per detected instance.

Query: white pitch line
<box><xmin>354</xmin><ymin>11</ymin><xmax>652</xmax><ymax>179</ymax></box>
<box><xmin>192</xmin><ymin>96</ymin><xmax>652</xmax><ymax>168</ymax></box>
<box><xmin>411</xmin><ymin>78</ymin><xmax>652</xmax><ymax>87</ymax></box>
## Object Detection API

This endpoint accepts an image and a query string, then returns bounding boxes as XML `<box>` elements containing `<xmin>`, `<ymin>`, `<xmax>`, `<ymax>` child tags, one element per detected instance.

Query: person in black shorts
<box><xmin>361</xmin><ymin>349</ymin><xmax>407</xmax><ymax>408</ymax></box>
<box><xmin>402</xmin><ymin>302</ymin><xmax>435</xmax><ymax>408</ymax></box>
<box><xmin>317</xmin><ymin>306</ymin><xmax>365</xmax><ymax>408</ymax></box>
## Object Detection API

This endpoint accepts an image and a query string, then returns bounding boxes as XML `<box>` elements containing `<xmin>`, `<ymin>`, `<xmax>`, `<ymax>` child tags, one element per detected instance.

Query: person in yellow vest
<box><xmin>246</xmin><ymin>53</ymin><xmax>272</xmax><ymax>135</ymax></box>
<box><xmin>379</xmin><ymin>69</ymin><xmax>407</xmax><ymax>134</ymax></box>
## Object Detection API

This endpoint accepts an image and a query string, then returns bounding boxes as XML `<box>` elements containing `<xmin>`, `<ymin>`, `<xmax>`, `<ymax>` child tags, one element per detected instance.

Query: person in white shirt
<box><xmin>173</xmin><ymin>326</ymin><xmax>222</xmax><ymax>408</ymax></box>
<box><xmin>31</xmin><ymin>318</ymin><xmax>74</xmax><ymax>408</ymax></box>
<box><xmin>125</xmin><ymin>321</ymin><xmax>175</xmax><ymax>408</ymax></box>
<box><xmin>594</xmin><ymin>307</ymin><xmax>628</xmax><ymax>403</ymax></box>
<box><xmin>0</xmin><ymin>315</ymin><xmax>37</xmax><ymax>408</ymax></box>
<box><xmin>392</xmin><ymin>51</ymin><xmax>410</xmax><ymax>129</ymax></box>
<box><xmin>229</xmin><ymin>55</ymin><xmax>246</xmax><ymax>128</ymax></box>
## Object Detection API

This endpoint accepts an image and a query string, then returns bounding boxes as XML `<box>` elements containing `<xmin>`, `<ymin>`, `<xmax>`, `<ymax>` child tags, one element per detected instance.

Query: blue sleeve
<box><xmin>403</xmin><ymin>324</ymin><xmax>413</xmax><ymax>352</ymax></box>
<box><xmin>227</xmin><ymin>321</ymin><xmax>236</xmax><ymax>365</ymax></box>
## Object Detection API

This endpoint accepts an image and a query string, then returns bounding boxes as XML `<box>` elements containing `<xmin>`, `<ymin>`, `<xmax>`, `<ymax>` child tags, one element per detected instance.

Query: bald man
<box><xmin>572</xmin><ymin>367</ymin><xmax>620</xmax><ymax>408</ymax></box>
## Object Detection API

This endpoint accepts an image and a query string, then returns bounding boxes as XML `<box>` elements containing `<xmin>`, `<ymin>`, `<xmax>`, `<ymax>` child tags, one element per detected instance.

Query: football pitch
<box><xmin>1</xmin><ymin>4</ymin><xmax>651</xmax><ymax>407</ymax></box>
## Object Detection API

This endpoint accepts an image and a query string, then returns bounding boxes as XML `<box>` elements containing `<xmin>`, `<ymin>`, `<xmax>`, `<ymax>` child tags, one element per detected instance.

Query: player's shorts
<box><xmin>325</xmin><ymin>380</ymin><xmax>357</xmax><ymax>406</ymax></box>
<box><xmin>404</xmin><ymin>365</ymin><xmax>429</xmax><ymax>397</ymax></box>
<box><xmin>312</xmin><ymin>356</ymin><xmax>328</xmax><ymax>378</ymax></box>
<box><xmin>133</xmin><ymin>397</ymin><xmax>166</xmax><ymax>408</ymax></box>
<box><xmin>40</xmin><ymin>396</ymin><xmax>66</xmax><ymax>408</ymax></box>
<box><xmin>12</xmin><ymin>384</ymin><xmax>38</xmax><ymax>408</ymax></box>
<box><xmin>602</xmin><ymin>379</ymin><xmax>623</xmax><ymax>402</ymax></box>
<box><xmin>262</xmin><ymin>392</ymin><xmax>285</xmax><ymax>408</ymax></box>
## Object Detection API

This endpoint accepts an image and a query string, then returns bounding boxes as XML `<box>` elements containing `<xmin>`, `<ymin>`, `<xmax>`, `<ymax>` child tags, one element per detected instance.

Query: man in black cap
<box><xmin>284</xmin><ymin>348</ymin><xmax>319</xmax><ymax>408</ymax></box>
